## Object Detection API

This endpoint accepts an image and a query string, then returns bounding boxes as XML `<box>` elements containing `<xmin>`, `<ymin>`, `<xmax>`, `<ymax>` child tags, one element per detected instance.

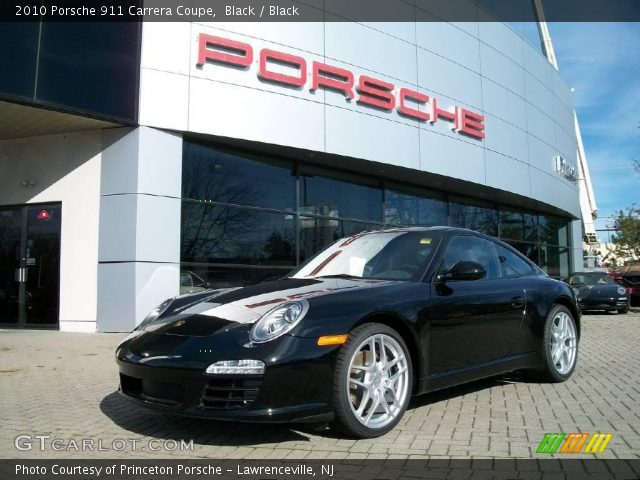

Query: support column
<box><xmin>97</xmin><ymin>127</ymin><xmax>182</xmax><ymax>332</ymax></box>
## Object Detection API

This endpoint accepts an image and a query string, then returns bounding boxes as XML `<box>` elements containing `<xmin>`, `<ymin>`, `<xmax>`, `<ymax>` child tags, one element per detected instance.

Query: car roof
<box><xmin>355</xmin><ymin>226</ymin><xmax>482</xmax><ymax>236</ymax></box>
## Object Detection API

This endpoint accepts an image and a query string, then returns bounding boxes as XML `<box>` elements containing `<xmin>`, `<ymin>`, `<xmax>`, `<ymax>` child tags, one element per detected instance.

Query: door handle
<box><xmin>511</xmin><ymin>296</ymin><xmax>524</xmax><ymax>309</ymax></box>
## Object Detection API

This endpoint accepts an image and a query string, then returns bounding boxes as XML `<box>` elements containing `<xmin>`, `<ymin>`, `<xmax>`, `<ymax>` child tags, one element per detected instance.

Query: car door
<box><xmin>427</xmin><ymin>235</ymin><xmax>525</xmax><ymax>375</ymax></box>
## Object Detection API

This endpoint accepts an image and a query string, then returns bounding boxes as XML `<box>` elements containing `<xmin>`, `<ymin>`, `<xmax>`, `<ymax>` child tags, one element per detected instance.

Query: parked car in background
<box><xmin>117</xmin><ymin>227</ymin><xmax>580</xmax><ymax>438</ymax></box>
<box><xmin>615</xmin><ymin>265</ymin><xmax>640</xmax><ymax>306</ymax></box>
<box><xmin>567</xmin><ymin>272</ymin><xmax>630</xmax><ymax>313</ymax></box>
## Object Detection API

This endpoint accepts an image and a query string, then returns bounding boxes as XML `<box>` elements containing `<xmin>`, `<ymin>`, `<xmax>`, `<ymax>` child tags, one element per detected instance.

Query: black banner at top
<box><xmin>2</xmin><ymin>0</ymin><xmax>640</xmax><ymax>22</ymax></box>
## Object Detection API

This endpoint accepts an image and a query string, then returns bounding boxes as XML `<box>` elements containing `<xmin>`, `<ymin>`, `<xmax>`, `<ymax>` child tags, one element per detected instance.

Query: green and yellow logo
<box><xmin>537</xmin><ymin>433</ymin><xmax>613</xmax><ymax>454</ymax></box>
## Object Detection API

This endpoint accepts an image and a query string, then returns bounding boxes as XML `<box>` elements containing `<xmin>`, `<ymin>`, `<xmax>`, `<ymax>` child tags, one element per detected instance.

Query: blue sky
<box><xmin>548</xmin><ymin>23</ymin><xmax>640</xmax><ymax>242</ymax></box>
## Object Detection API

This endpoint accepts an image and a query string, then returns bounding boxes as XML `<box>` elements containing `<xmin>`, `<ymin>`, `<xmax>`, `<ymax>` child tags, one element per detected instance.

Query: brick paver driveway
<box><xmin>1</xmin><ymin>312</ymin><xmax>639</xmax><ymax>459</ymax></box>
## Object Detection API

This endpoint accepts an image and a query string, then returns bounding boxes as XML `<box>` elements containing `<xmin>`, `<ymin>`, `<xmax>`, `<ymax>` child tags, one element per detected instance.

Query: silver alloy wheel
<box><xmin>346</xmin><ymin>333</ymin><xmax>410</xmax><ymax>429</ymax></box>
<box><xmin>550</xmin><ymin>310</ymin><xmax>577</xmax><ymax>375</ymax></box>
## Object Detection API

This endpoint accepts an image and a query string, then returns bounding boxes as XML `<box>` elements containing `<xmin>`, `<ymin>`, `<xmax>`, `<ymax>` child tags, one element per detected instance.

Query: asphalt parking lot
<box><xmin>1</xmin><ymin>312</ymin><xmax>639</xmax><ymax>460</ymax></box>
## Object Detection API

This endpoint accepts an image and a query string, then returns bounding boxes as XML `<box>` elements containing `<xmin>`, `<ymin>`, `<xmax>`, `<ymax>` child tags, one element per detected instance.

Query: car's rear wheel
<box><xmin>536</xmin><ymin>304</ymin><xmax>578</xmax><ymax>382</ymax></box>
<box><xmin>332</xmin><ymin>323</ymin><xmax>412</xmax><ymax>438</ymax></box>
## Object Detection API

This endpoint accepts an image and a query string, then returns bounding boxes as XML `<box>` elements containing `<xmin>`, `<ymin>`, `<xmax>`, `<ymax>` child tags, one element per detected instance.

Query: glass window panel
<box><xmin>0</xmin><ymin>22</ymin><xmax>38</xmax><ymax>99</ymax></box>
<box><xmin>384</xmin><ymin>190</ymin><xmax>448</xmax><ymax>226</ymax></box>
<box><xmin>36</xmin><ymin>23</ymin><xmax>139</xmax><ymax>121</ymax></box>
<box><xmin>300</xmin><ymin>174</ymin><xmax>382</xmax><ymax>222</ymax></box>
<box><xmin>182</xmin><ymin>141</ymin><xmax>295</xmax><ymax>210</ymax></box>
<box><xmin>180</xmin><ymin>265</ymin><xmax>290</xmax><ymax>291</ymax></box>
<box><xmin>494</xmin><ymin>243</ymin><xmax>534</xmax><ymax>278</ymax></box>
<box><xmin>499</xmin><ymin>209</ymin><xmax>538</xmax><ymax>242</ymax></box>
<box><xmin>298</xmin><ymin>215</ymin><xmax>341</xmax><ymax>263</ymax></box>
<box><xmin>539</xmin><ymin>245</ymin><xmax>570</xmax><ymax>279</ymax></box>
<box><xmin>503</xmin><ymin>240</ymin><xmax>539</xmax><ymax>267</ymax></box>
<box><xmin>539</xmin><ymin>214</ymin><xmax>569</xmax><ymax>246</ymax></box>
<box><xmin>181</xmin><ymin>203</ymin><xmax>295</xmax><ymax>266</ymax></box>
<box><xmin>439</xmin><ymin>235</ymin><xmax>501</xmax><ymax>280</ymax></box>
<box><xmin>449</xmin><ymin>198</ymin><xmax>498</xmax><ymax>236</ymax></box>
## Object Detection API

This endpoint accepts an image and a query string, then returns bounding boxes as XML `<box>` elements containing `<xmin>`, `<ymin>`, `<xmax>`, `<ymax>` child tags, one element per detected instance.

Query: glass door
<box><xmin>0</xmin><ymin>204</ymin><xmax>61</xmax><ymax>328</ymax></box>
<box><xmin>0</xmin><ymin>207</ymin><xmax>22</xmax><ymax>325</ymax></box>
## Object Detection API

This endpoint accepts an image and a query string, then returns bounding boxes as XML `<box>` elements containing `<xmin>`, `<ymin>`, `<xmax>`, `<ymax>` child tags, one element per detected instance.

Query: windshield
<box><xmin>290</xmin><ymin>231</ymin><xmax>440</xmax><ymax>281</ymax></box>
<box><xmin>569</xmin><ymin>273</ymin><xmax>615</xmax><ymax>286</ymax></box>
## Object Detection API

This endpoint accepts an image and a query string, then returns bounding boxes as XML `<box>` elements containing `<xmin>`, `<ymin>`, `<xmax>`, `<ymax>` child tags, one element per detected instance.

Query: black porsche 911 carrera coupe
<box><xmin>116</xmin><ymin>227</ymin><xmax>580</xmax><ymax>438</ymax></box>
<box><xmin>567</xmin><ymin>271</ymin><xmax>630</xmax><ymax>314</ymax></box>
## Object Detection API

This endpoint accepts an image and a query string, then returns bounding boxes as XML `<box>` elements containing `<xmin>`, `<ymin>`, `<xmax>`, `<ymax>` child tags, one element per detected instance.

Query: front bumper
<box><xmin>579</xmin><ymin>296</ymin><xmax>629</xmax><ymax>311</ymax></box>
<box><xmin>115</xmin><ymin>333</ymin><xmax>338</xmax><ymax>423</ymax></box>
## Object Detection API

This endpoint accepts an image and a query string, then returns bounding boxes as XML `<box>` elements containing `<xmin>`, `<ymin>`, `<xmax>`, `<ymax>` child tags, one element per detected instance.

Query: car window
<box><xmin>569</xmin><ymin>275</ymin><xmax>585</xmax><ymax>286</ymax></box>
<box><xmin>495</xmin><ymin>244</ymin><xmax>533</xmax><ymax>278</ymax></box>
<box><xmin>439</xmin><ymin>235</ymin><xmax>500</xmax><ymax>280</ymax></box>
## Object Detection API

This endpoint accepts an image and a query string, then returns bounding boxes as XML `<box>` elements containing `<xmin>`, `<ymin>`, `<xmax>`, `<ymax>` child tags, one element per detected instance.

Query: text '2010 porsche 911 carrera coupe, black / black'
<box><xmin>116</xmin><ymin>227</ymin><xmax>580</xmax><ymax>438</ymax></box>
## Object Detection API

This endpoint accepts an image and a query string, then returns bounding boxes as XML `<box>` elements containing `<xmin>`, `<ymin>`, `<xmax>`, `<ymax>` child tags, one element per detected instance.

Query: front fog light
<box><xmin>206</xmin><ymin>359</ymin><xmax>265</xmax><ymax>375</ymax></box>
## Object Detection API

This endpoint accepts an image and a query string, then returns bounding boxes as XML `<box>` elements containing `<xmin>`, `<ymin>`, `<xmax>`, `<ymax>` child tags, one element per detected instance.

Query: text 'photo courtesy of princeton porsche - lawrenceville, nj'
<box><xmin>0</xmin><ymin>0</ymin><xmax>639</xmax><ymax>479</ymax></box>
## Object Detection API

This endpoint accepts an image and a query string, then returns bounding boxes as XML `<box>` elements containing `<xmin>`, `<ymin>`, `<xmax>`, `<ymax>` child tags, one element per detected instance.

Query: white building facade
<box><xmin>0</xmin><ymin>18</ymin><xmax>582</xmax><ymax>332</ymax></box>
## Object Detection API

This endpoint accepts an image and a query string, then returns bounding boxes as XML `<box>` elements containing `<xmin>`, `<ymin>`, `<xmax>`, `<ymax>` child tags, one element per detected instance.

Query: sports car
<box><xmin>567</xmin><ymin>271</ymin><xmax>630</xmax><ymax>313</ymax></box>
<box><xmin>116</xmin><ymin>227</ymin><xmax>580</xmax><ymax>438</ymax></box>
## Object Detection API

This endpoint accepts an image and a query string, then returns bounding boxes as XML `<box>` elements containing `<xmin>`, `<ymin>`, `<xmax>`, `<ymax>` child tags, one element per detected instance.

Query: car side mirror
<box><xmin>440</xmin><ymin>261</ymin><xmax>487</xmax><ymax>282</ymax></box>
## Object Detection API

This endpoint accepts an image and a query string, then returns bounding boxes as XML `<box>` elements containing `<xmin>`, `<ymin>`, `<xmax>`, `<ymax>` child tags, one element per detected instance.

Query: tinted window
<box><xmin>504</xmin><ymin>240</ymin><xmax>539</xmax><ymax>266</ymax></box>
<box><xmin>539</xmin><ymin>214</ymin><xmax>569</xmax><ymax>246</ymax></box>
<box><xmin>440</xmin><ymin>236</ymin><xmax>500</xmax><ymax>280</ymax></box>
<box><xmin>449</xmin><ymin>198</ymin><xmax>498</xmax><ymax>236</ymax></box>
<box><xmin>300</xmin><ymin>174</ymin><xmax>382</xmax><ymax>222</ymax></box>
<box><xmin>539</xmin><ymin>245</ymin><xmax>570</xmax><ymax>279</ymax></box>
<box><xmin>575</xmin><ymin>273</ymin><xmax>615</xmax><ymax>285</ymax></box>
<box><xmin>0</xmin><ymin>22</ymin><xmax>39</xmax><ymax>99</ymax></box>
<box><xmin>384</xmin><ymin>189</ymin><xmax>448</xmax><ymax>226</ymax></box>
<box><xmin>36</xmin><ymin>22</ymin><xmax>139</xmax><ymax>121</ymax></box>
<box><xmin>499</xmin><ymin>209</ymin><xmax>538</xmax><ymax>242</ymax></box>
<box><xmin>182</xmin><ymin>141</ymin><xmax>295</xmax><ymax>210</ymax></box>
<box><xmin>495</xmin><ymin>243</ymin><xmax>533</xmax><ymax>278</ymax></box>
<box><xmin>181</xmin><ymin>203</ymin><xmax>295</xmax><ymax>266</ymax></box>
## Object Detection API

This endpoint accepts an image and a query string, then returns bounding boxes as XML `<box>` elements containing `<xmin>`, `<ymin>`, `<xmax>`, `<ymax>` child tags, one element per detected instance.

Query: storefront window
<box><xmin>181</xmin><ymin>203</ymin><xmax>295</xmax><ymax>266</ymax></box>
<box><xmin>539</xmin><ymin>245</ymin><xmax>571</xmax><ymax>279</ymax></box>
<box><xmin>384</xmin><ymin>189</ymin><xmax>448</xmax><ymax>227</ymax></box>
<box><xmin>499</xmin><ymin>208</ymin><xmax>538</xmax><ymax>243</ymax></box>
<box><xmin>449</xmin><ymin>197</ymin><xmax>499</xmax><ymax>236</ymax></box>
<box><xmin>183</xmin><ymin>141</ymin><xmax>295</xmax><ymax>210</ymax></box>
<box><xmin>180</xmin><ymin>141</ymin><xmax>573</xmax><ymax>285</ymax></box>
<box><xmin>539</xmin><ymin>214</ymin><xmax>569</xmax><ymax>247</ymax></box>
<box><xmin>300</xmin><ymin>172</ymin><xmax>383</xmax><ymax>222</ymax></box>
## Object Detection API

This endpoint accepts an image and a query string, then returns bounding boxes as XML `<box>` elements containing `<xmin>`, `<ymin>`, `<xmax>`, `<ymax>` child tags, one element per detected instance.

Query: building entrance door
<box><xmin>0</xmin><ymin>204</ymin><xmax>61</xmax><ymax>328</ymax></box>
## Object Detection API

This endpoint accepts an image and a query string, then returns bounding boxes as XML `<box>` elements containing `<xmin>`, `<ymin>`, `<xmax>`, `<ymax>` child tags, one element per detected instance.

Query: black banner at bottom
<box><xmin>2</xmin><ymin>459</ymin><xmax>640</xmax><ymax>480</ymax></box>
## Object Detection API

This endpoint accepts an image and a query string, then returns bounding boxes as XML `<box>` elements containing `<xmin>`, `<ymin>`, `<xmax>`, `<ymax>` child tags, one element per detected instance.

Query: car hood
<box><xmin>141</xmin><ymin>277</ymin><xmax>393</xmax><ymax>336</ymax></box>
<box><xmin>578</xmin><ymin>284</ymin><xmax>625</xmax><ymax>297</ymax></box>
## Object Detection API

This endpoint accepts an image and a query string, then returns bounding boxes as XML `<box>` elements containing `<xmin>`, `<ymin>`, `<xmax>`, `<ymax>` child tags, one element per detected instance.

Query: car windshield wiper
<box><xmin>313</xmin><ymin>274</ymin><xmax>363</xmax><ymax>279</ymax></box>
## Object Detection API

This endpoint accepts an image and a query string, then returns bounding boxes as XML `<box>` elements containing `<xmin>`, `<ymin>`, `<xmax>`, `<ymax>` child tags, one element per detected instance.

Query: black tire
<box><xmin>332</xmin><ymin>323</ymin><xmax>412</xmax><ymax>438</ymax></box>
<box><xmin>533</xmin><ymin>304</ymin><xmax>579</xmax><ymax>383</ymax></box>
<box><xmin>617</xmin><ymin>308</ymin><xmax>628</xmax><ymax>314</ymax></box>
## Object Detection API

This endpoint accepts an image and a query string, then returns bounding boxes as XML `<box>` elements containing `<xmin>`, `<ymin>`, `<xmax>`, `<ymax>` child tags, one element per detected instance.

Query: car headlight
<box><xmin>137</xmin><ymin>298</ymin><xmax>173</xmax><ymax>331</ymax></box>
<box><xmin>573</xmin><ymin>288</ymin><xmax>580</xmax><ymax>298</ymax></box>
<box><xmin>249</xmin><ymin>299</ymin><xmax>309</xmax><ymax>344</ymax></box>
<box><xmin>617</xmin><ymin>286</ymin><xmax>627</xmax><ymax>296</ymax></box>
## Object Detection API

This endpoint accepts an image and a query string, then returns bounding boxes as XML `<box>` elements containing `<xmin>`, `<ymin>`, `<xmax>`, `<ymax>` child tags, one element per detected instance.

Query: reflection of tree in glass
<box><xmin>182</xmin><ymin>147</ymin><xmax>263</xmax><ymax>206</ymax></box>
<box><xmin>181</xmin><ymin>147</ymin><xmax>266</xmax><ymax>263</ymax></box>
<box><xmin>262</xmin><ymin>232</ymin><xmax>295</xmax><ymax>264</ymax></box>
<box><xmin>181</xmin><ymin>204</ymin><xmax>255</xmax><ymax>263</ymax></box>
<box><xmin>450</xmin><ymin>204</ymin><xmax>497</xmax><ymax>236</ymax></box>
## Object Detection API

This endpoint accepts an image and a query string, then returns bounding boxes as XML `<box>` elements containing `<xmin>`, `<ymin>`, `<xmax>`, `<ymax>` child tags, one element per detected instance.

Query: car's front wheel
<box><xmin>536</xmin><ymin>304</ymin><xmax>579</xmax><ymax>382</ymax></box>
<box><xmin>332</xmin><ymin>323</ymin><xmax>412</xmax><ymax>438</ymax></box>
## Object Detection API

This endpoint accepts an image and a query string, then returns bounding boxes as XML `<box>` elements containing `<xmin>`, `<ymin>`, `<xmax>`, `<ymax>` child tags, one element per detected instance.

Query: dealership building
<box><xmin>0</xmin><ymin>11</ymin><xmax>584</xmax><ymax>332</ymax></box>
